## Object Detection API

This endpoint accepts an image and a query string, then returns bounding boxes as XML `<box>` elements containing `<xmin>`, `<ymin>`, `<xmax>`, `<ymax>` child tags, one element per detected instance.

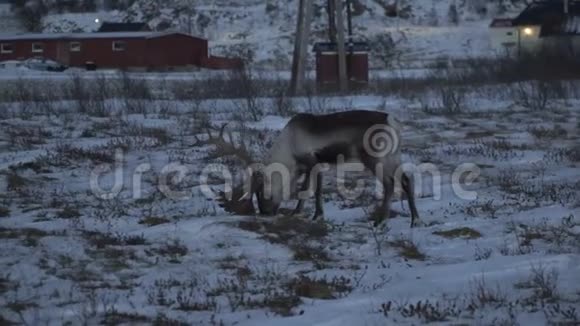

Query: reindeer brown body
<box><xmin>256</xmin><ymin>110</ymin><xmax>421</xmax><ymax>227</ymax></box>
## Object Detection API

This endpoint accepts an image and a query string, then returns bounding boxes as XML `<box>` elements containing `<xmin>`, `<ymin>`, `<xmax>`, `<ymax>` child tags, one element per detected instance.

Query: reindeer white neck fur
<box><xmin>244</xmin><ymin>109</ymin><xmax>420</xmax><ymax>228</ymax></box>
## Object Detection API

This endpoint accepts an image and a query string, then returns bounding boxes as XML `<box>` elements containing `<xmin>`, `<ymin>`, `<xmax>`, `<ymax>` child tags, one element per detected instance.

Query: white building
<box><xmin>489</xmin><ymin>18</ymin><xmax>519</xmax><ymax>55</ymax></box>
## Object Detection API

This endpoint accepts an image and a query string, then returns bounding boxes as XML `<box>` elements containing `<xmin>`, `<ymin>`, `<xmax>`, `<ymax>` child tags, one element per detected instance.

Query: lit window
<box><xmin>0</xmin><ymin>43</ymin><xmax>13</xmax><ymax>54</ymax></box>
<box><xmin>70</xmin><ymin>42</ymin><xmax>81</xmax><ymax>52</ymax></box>
<box><xmin>32</xmin><ymin>43</ymin><xmax>44</xmax><ymax>53</ymax></box>
<box><xmin>523</xmin><ymin>27</ymin><xmax>533</xmax><ymax>36</ymax></box>
<box><xmin>112</xmin><ymin>41</ymin><xmax>126</xmax><ymax>52</ymax></box>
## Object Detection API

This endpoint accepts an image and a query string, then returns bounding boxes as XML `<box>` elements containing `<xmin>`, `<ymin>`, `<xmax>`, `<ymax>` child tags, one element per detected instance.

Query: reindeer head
<box><xmin>216</xmin><ymin>168</ymin><xmax>279</xmax><ymax>216</ymax></box>
<box><xmin>197</xmin><ymin>123</ymin><xmax>278</xmax><ymax>216</ymax></box>
<box><xmin>250</xmin><ymin>169</ymin><xmax>280</xmax><ymax>216</ymax></box>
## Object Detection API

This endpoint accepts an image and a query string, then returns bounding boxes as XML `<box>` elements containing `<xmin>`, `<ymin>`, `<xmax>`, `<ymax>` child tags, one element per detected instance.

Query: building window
<box><xmin>32</xmin><ymin>43</ymin><xmax>44</xmax><ymax>53</ymax></box>
<box><xmin>112</xmin><ymin>41</ymin><xmax>126</xmax><ymax>52</ymax></box>
<box><xmin>0</xmin><ymin>43</ymin><xmax>13</xmax><ymax>54</ymax></box>
<box><xmin>70</xmin><ymin>42</ymin><xmax>81</xmax><ymax>52</ymax></box>
<box><xmin>506</xmin><ymin>32</ymin><xmax>513</xmax><ymax>36</ymax></box>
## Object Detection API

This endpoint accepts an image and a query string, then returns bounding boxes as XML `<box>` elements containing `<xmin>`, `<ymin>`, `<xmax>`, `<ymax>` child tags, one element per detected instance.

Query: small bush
<box><xmin>38</xmin><ymin>143</ymin><xmax>115</xmax><ymax>167</ymax></box>
<box><xmin>292</xmin><ymin>243</ymin><xmax>331</xmax><ymax>264</ymax></box>
<box><xmin>513</xmin><ymin>80</ymin><xmax>556</xmax><ymax>111</ymax></box>
<box><xmin>544</xmin><ymin>304</ymin><xmax>579</xmax><ymax>324</ymax></box>
<box><xmin>59</xmin><ymin>206</ymin><xmax>81</xmax><ymax>219</ymax></box>
<box><xmin>468</xmin><ymin>275</ymin><xmax>507</xmax><ymax>309</ymax></box>
<box><xmin>474</xmin><ymin>246</ymin><xmax>493</xmax><ymax>261</ymax></box>
<box><xmin>153</xmin><ymin>239</ymin><xmax>188</xmax><ymax>262</ymax></box>
<box><xmin>289</xmin><ymin>275</ymin><xmax>353</xmax><ymax>299</ymax></box>
<box><xmin>0</xmin><ymin>206</ymin><xmax>10</xmax><ymax>218</ymax></box>
<box><xmin>528</xmin><ymin>125</ymin><xmax>567</xmax><ymax>140</ymax></box>
<box><xmin>102</xmin><ymin>311</ymin><xmax>151</xmax><ymax>325</ymax></box>
<box><xmin>380</xmin><ymin>299</ymin><xmax>462</xmax><ymax>322</ymax></box>
<box><xmin>565</xmin><ymin>145</ymin><xmax>580</xmax><ymax>162</ymax></box>
<box><xmin>139</xmin><ymin>216</ymin><xmax>170</xmax><ymax>227</ymax></box>
<box><xmin>230</xmin><ymin>68</ymin><xmax>264</xmax><ymax>122</ymax></box>
<box><xmin>437</xmin><ymin>86</ymin><xmax>465</xmax><ymax>114</ymax></box>
<box><xmin>84</xmin><ymin>231</ymin><xmax>148</xmax><ymax>248</ymax></box>
<box><xmin>6</xmin><ymin>171</ymin><xmax>28</xmax><ymax>192</ymax></box>
<box><xmin>529</xmin><ymin>263</ymin><xmax>559</xmax><ymax>301</ymax></box>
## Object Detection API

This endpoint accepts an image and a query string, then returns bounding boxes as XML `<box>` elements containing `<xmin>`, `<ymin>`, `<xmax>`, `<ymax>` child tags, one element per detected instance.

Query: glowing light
<box><xmin>523</xmin><ymin>27</ymin><xmax>533</xmax><ymax>36</ymax></box>
<box><xmin>95</xmin><ymin>18</ymin><xmax>100</xmax><ymax>24</ymax></box>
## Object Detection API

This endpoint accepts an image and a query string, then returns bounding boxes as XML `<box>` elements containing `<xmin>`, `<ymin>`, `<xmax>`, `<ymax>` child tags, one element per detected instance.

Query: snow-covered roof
<box><xmin>97</xmin><ymin>22</ymin><xmax>150</xmax><ymax>32</ymax></box>
<box><xmin>0</xmin><ymin>31</ymin><xmax>205</xmax><ymax>42</ymax></box>
<box><xmin>490</xmin><ymin>18</ymin><xmax>514</xmax><ymax>28</ymax></box>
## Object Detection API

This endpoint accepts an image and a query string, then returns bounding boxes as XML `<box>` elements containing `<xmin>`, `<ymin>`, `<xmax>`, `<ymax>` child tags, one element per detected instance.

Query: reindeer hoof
<box><xmin>411</xmin><ymin>219</ymin><xmax>424</xmax><ymax>228</ymax></box>
<box><xmin>373</xmin><ymin>219</ymin><xmax>384</xmax><ymax>228</ymax></box>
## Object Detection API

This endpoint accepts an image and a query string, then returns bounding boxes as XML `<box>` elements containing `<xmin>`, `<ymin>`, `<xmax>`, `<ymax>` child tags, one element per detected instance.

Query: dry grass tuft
<box><xmin>0</xmin><ymin>206</ymin><xmax>10</xmax><ymax>218</ymax></box>
<box><xmin>289</xmin><ymin>275</ymin><xmax>353</xmax><ymax>300</ymax></box>
<box><xmin>433</xmin><ymin>227</ymin><xmax>482</xmax><ymax>239</ymax></box>
<box><xmin>389</xmin><ymin>238</ymin><xmax>426</xmax><ymax>261</ymax></box>
<box><xmin>237</xmin><ymin>215</ymin><xmax>329</xmax><ymax>244</ymax></box>
<box><xmin>6</xmin><ymin>170</ymin><xmax>29</xmax><ymax>192</ymax></box>
<box><xmin>139</xmin><ymin>216</ymin><xmax>171</xmax><ymax>227</ymax></box>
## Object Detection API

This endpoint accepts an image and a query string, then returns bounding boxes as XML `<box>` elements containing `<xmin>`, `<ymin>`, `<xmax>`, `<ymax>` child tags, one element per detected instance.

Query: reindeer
<box><xmin>213</xmin><ymin>110</ymin><xmax>421</xmax><ymax>228</ymax></box>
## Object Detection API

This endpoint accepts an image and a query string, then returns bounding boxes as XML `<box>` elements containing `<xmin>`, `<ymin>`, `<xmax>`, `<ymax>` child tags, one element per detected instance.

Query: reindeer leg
<box><xmin>362</xmin><ymin>157</ymin><xmax>391</xmax><ymax>227</ymax></box>
<box><xmin>292</xmin><ymin>170</ymin><xmax>310</xmax><ymax>216</ymax></box>
<box><xmin>313</xmin><ymin>172</ymin><xmax>324</xmax><ymax>220</ymax></box>
<box><xmin>402</xmin><ymin>172</ymin><xmax>421</xmax><ymax>228</ymax></box>
<box><xmin>374</xmin><ymin>177</ymin><xmax>394</xmax><ymax>227</ymax></box>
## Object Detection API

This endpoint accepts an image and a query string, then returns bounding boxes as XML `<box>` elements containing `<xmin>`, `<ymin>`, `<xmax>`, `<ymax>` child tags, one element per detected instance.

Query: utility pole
<box><xmin>327</xmin><ymin>0</ymin><xmax>337</xmax><ymax>42</ymax></box>
<box><xmin>290</xmin><ymin>0</ymin><xmax>314</xmax><ymax>95</ymax></box>
<box><xmin>396</xmin><ymin>0</ymin><xmax>400</xmax><ymax>32</ymax></box>
<box><xmin>346</xmin><ymin>0</ymin><xmax>353</xmax><ymax>40</ymax></box>
<box><xmin>334</xmin><ymin>0</ymin><xmax>348</xmax><ymax>92</ymax></box>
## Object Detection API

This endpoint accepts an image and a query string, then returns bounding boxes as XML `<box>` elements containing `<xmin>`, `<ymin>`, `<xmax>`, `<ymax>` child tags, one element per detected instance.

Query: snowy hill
<box><xmin>3</xmin><ymin>0</ymin><xmax>528</xmax><ymax>66</ymax></box>
<box><xmin>0</xmin><ymin>0</ymin><xmax>22</xmax><ymax>32</ymax></box>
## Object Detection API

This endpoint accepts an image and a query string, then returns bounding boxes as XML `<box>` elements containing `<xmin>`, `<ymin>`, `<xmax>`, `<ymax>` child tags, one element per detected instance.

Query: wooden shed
<box><xmin>313</xmin><ymin>41</ymin><xmax>369</xmax><ymax>87</ymax></box>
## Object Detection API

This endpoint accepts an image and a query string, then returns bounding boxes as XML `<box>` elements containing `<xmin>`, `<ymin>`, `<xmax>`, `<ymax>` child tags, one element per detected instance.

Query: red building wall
<box><xmin>0</xmin><ymin>39</ymin><xmax>60</xmax><ymax>62</ymax></box>
<box><xmin>0</xmin><ymin>33</ymin><xmax>211</xmax><ymax>70</ymax></box>
<box><xmin>316</xmin><ymin>52</ymin><xmax>369</xmax><ymax>85</ymax></box>
<box><xmin>146</xmin><ymin>34</ymin><xmax>208</xmax><ymax>68</ymax></box>
<box><xmin>68</xmin><ymin>38</ymin><xmax>148</xmax><ymax>68</ymax></box>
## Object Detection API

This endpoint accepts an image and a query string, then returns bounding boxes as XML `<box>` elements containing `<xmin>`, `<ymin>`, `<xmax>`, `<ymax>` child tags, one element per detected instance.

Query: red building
<box><xmin>0</xmin><ymin>31</ymin><xmax>242</xmax><ymax>70</ymax></box>
<box><xmin>313</xmin><ymin>42</ymin><xmax>370</xmax><ymax>88</ymax></box>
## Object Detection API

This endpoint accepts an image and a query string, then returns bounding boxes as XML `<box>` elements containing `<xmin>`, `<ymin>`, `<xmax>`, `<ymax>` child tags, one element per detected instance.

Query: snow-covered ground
<box><xmin>0</xmin><ymin>76</ymin><xmax>579</xmax><ymax>325</ymax></box>
<box><xmin>0</xmin><ymin>66</ymin><xmax>437</xmax><ymax>82</ymax></box>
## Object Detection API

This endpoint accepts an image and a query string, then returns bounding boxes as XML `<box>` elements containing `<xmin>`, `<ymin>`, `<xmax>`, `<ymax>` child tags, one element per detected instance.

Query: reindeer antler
<box><xmin>193</xmin><ymin>123</ymin><xmax>258</xmax><ymax>216</ymax></box>
<box><xmin>193</xmin><ymin>123</ymin><xmax>254</xmax><ymax>165</ymax></box>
